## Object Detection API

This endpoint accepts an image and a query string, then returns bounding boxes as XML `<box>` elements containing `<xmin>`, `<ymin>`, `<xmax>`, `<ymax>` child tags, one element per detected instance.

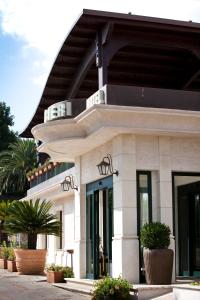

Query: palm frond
<box><xmin>5</xmin><ymin>199</ymin><xmax>60</xmax><ymax>236</ymax></box>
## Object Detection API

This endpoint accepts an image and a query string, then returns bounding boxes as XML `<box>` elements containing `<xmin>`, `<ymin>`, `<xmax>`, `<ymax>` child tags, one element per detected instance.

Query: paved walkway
<box><xmin>0</xmin><ymin>269</ymin><xmax>90</xmax><ymax>300</ymax></box>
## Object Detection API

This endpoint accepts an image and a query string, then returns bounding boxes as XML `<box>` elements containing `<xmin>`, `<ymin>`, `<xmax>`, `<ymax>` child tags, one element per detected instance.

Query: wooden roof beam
<box><xmin>183</xmin><ymin>69</ymin><xmax>200</xmax><ymax>89</ymax></box>
<box><xmin>67</xmin><ymin>22</ymin><xmax>114</xmax><ymax>99</ymax></box>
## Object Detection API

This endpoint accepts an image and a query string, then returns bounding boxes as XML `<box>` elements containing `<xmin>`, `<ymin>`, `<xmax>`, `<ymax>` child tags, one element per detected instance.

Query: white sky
<box><xmin>1</xmin><ymin>0</ymin><xmax>200</xmax><ymax>132</ymax></box>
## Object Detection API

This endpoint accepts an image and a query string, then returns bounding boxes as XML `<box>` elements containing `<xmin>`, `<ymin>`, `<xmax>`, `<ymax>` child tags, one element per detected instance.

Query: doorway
<box><xmin>178</xmin><ymin>181</ymin><xmax>200</xmax><ymax>276</ymax></box>
<box><xmin>173</xmin><ymin>173</ymin><xmax>200</xmax><ymax>277</ymax></box>
<box><xmin>86</xmin><ymin>176</ymin><xmax>113</xmax><ymax>279</ymax></box>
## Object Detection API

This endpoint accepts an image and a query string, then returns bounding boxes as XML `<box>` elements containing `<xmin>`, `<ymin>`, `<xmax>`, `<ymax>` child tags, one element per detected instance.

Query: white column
<box><xmin>73</xmin><ymin>156</ymin><xmax>86</xmax><ymax>278</ymax></box>
<box><xmin>112</xmin><ymin>134</ymin><xmax>139</xmax><ymax>283</ymax></box>
<box><xmin>37</xmin><ymin>234</ymin><xmax>46</xmax><ymax>249</ymax></box>
<box><xmin>159</xmin><ymin>136</ymin><xmax>175</xmax><ymax>282</ymax></box>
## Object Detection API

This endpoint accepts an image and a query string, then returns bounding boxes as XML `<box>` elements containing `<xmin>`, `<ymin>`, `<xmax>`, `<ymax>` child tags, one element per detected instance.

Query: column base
<box><xmin>73</xmin><ymin>240</ymin><xmax>86</xmax><ymax>278</ymax></box>
<box><xmin>112</xmin><ymin>236</ymin><xmax>139</xmax><ymax>283</ymax></box>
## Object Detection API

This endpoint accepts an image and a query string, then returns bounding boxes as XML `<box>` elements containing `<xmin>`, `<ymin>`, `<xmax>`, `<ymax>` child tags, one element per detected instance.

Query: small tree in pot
<box><xmin>140</xmin><ymin>222</ymin><xmax>173</xmax><ymax>285</ymax></box>
<box><xmin>5</xmin><ymin>199</ymin><xmax>60</xmax><ymax>275</ymax></box>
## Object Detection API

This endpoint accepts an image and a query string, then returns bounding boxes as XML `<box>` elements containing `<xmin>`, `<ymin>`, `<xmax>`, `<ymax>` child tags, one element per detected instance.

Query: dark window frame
<box><xmin>137</xmin><ymin>170</ymin><xmax>152</xmax><ymax>283</ymax></box>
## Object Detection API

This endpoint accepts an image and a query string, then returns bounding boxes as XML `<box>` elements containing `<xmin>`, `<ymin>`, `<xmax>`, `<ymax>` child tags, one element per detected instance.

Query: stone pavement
<box><xmin>0</xmin><ymin>269</ymin><xmax>91</xmax><ymax>300</ymax></box>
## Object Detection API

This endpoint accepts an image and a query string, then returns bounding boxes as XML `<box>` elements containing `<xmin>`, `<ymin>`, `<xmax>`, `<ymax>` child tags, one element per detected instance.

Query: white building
<box><xmin>21</xmin><ymin>10</ymin><xmax>200</xmax><ymax>283</ymax></box>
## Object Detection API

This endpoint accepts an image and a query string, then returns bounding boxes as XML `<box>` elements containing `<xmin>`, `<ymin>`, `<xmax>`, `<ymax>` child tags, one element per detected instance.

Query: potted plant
<box><xmin>0</xmin><ymin>241</ymin><xmax>9</xmax><ymax>269</ymax></box>
<box><xmin>92</xmin><ymin>276</ymin><xmax>137</xmax><ymax>300</ymax></box>
<box><xmin>5</xmin><ymin>199</ymin><xmax>60</xmax><ymax>275</ymax></box>
<box><xmin>140</xmin><ymin>222</ymin><xmax>173</xmax><ymax>285</ymax></box>
<box><xmin>7</xmin><ymin>245</ymin><xmax>17</xmax><ymax>272</ymax></box>
<box><xmin>46</xmin><ymin>264</ymin><xmax>74</xmax><ymax>283</ymax></box>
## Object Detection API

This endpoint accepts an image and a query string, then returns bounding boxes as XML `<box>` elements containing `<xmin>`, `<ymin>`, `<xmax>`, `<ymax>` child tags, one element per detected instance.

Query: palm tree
<box><xmin>5</xmin><ymin>199</ymin><xmax>60</xmax><ymax>249</ymax></box>
<box><xmin>0</xmin><ymin>139</ymin><xmax>38</xmax><ymax>196</ymax></box>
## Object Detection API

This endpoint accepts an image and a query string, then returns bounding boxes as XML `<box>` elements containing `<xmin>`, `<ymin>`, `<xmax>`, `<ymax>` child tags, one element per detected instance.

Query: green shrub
<box><xmin>140</xmin><ymin>222</ymin><xmax>171</xmax><ymax>249</ymax></box>
<box><xmin>92</xmin><ymin>276</ymin><xmax>132</xmax><ymax>300</ymax></box>
<box><xmin>1</xmin><ymin>241</ymin><xmax>9</xmax><ymax>259</ymax></box>
<box><xmin>8</xmin><ymin>247</ymin><xmax>15</xmax><ymax>261</ymax></box>
<box><xmin>46</xmin><ymin>264</ymin><xmax>74</xmax><ymax>277</ymax></box>
<box><xmin>62</xmin><ymin>266</ymin><xmax>74</xmax><ymax>278</ymax></box>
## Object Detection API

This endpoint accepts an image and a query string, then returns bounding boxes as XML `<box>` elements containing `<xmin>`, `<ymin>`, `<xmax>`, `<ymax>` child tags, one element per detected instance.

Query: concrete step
<box><xmin>54</xmin><ymin>280</ymin><xmax>173</xmax><ymax>300</ymax></box>
<box><xmin>53</xmin><ymin>282</ymin><xmax>93</xmax><ymax>296</ymax></box>
<box><xmin>151</xmin><ymin>292</ymin><xmax>174</xmax><ymax>300</ymax></box>
<box><xmin>64</xmin><ymin>278</ymin><xmax>94</xmax><ymax>287</ymax></box>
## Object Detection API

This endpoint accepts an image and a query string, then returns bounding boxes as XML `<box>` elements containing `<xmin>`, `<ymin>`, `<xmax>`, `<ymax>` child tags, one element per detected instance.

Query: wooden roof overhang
<box><xmin>21</xmin><ymin>9</ymin><xmax>200</xmax><ymax>137</ymax></box>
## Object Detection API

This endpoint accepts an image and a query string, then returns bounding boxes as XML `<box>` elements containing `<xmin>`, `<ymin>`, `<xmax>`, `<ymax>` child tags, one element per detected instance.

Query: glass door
<box><xmin>177</xmin><ymin>180</ymin><xmax>200</xmax><ymax>276</ymax></box>
<box><xmin>86</xmin><ymin>177</ymin><xmax>113</xmax><ymax>279</ymax></box>
<box><xmin>192</xmin><ymin>193</ymin><xmax>200</xmax><ymax>275</ymax></box>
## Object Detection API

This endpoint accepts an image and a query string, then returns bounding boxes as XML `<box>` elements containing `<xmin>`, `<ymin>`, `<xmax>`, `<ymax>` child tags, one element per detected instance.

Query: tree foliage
<box><xmin>0</xmin><ymin>139</ymin><xmax>38</xmax><ymax>195</ymax></box>
<box><xmin>0</xmin><ymin>102</ymin><xmax>17</xmax><ymax>152</ymax></box>
<box><xmin>140</xmin><ymin>222</ymin><xmax>171</xmax><ymax>249</ymax></box>
<box><xmin>5</xmin><ymin>199</ymin><xmax>61</xmax><ymax>249</ymax></box>
<box><xmin>0</xmin><ymin>199</ymin><xmax>15</xmax><ymax>243</ymax></box>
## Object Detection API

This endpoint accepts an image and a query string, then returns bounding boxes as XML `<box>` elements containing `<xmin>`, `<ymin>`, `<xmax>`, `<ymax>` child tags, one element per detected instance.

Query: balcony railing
<box><xmin>28</xmin><ymin>162</ymin><xmax>74</xmax><ymax>189</ymax></box>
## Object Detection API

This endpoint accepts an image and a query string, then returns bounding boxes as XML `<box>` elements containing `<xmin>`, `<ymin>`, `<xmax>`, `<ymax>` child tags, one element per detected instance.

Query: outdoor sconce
<box><xmin>97</xmin><ymin>154</ymin><xmax>119</xmax><ymax>176</ymax></box>
<box><xmin>61</xmin><ymin>175</ymin><xmax>78</xmax><ymax>191</ymax></box>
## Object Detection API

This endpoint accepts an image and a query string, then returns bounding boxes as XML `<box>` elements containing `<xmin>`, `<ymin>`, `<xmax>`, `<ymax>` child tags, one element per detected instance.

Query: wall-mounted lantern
<box><xmin>61</xmin><ymin>175</ymin><xmax>78</xmax><ymax>191</ymax></box>
<box><xmin>97</xmin><ymin>154</ymin><xmax>119</xmax><ymax>176</ymax></box>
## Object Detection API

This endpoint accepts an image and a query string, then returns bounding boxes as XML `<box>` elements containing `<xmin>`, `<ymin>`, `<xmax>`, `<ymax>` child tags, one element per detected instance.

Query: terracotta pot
<box><xmin>14</xmin><ymin>249</ymin><xmax>47</xmax><ymax>275</ymax></box>
<box><xmin>0</xmin><ymin>258</ymin><xmax>7</xmax><ymax>269</ymax></box>
<box><xmin>7</xmin><ymin>260</ymin><xmax>17</xmax><ymax>272</ymax></box>
<box><xmin>47</xmin><ymin>271</ymin><xmax>64</xmax><ymax>283</ymax></box>
<box><xmin>143</xmin><ymin>248</ymin><xmax>173</xmax><ymax>285</ymax></box>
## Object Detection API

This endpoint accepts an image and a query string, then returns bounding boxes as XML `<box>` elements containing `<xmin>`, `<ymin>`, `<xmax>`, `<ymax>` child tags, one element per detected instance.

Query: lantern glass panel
<box><xmin>61</xmin><ymin>180</ymin><xmax>70</xmax><ymax>191</ymax></box>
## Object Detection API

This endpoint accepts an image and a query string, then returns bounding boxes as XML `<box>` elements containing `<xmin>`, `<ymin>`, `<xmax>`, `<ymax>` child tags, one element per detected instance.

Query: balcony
<box><xmin>28</xmin><ymin>162</ymin><xmax>74</xmax><ymax>189</ymax></box>
<box><xmin>32</xmin><ymin>84</ymin><xmax>200</xmax><ymax>162</ymax></box>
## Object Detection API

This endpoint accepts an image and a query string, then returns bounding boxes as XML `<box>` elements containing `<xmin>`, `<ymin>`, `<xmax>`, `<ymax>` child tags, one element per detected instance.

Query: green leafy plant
<box><xmin>46</xmin><ymin>264</ymin><xmax>74</xmax><ymax>278</ymax></box>
<box><xmin>0</xmin><ymin>200</ymin><xmax>15</xmax><ymax>244</ymax></box>
<box><xmin>8</xmin><ymin>246</ymin><xmax>15</xmax><ymax>261</ymax></box>
<box><xmin>140</xmin><ymin>222</ymin><xmax>171</xmax><ymax>249</ymax></box>
<box><xmin>0</xmin><ymin>139</ymin><xmax>38</xmax><ymax>195</ymax></box>
<box><xmin>62</xmin><ymin>266</ymin><xmax>74</xmax><ymax>278</ymax></box>
<box><xmin>191</xmin><ymin>282</ymin><xmax>200</xmax><ymax>286</ymax></box>
<box><xmin>92</xmin><ymin>276</ymin><xmax>132</xmax><ymax>300</ymax></box>
<box><xmin>46</xmin><ymin>264</ymin><xmax>63</xmax><ymax>272</ymax></box>
<box><xmin>5</xmin><ymin>199</ymin><xmax>61</xmax><ymax>249</ymax></box>
<box><xmin>1</xmin><ymin>241</ymin><xmax>9</xmax><ymax>259</ymax></box>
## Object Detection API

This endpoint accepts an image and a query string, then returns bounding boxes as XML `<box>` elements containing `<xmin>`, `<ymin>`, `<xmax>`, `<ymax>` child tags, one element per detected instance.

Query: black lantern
<box><xmin>97</xmin><ymin>154</ymin><xmax>119</xmax><ymax>176</ymax></box>
<box><xmin>61</xmin><ymin>175</ymin><xmax>78</xmax><ymax>191</ymax></box>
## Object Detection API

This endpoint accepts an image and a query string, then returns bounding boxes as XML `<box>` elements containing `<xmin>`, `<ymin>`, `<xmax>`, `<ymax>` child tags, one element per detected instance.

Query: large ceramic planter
<box><xmin>47</xmin><ymin>271</ymin><xmax>64</xmax><ymax>283</ymax></box>
<box><xmin>7</xmin><ymin>260</ymin><xmax>17</xmax><ymax>272</ymax></box>
<box><xmin>14</xmin><ymin>249</ymin><xmax>47</xmax><ymax>275</ymax></box>
<box><xmin>0</xmin><ymin>258</ymin><xmax>7</xmax><ymax>269</ymax></box>
<box><xmin>143</xmin><ymin>248</ymin><xmax>173</xmax><ymax>284</ymax></box>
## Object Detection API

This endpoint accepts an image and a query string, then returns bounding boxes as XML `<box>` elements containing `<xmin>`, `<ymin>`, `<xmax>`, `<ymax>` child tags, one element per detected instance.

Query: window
<box><xmin>57</xmin><ymin>211</ymin><xmax>63</xmax><ymax>249</ymax></box>
<box><xmin>137</xmin><ymin>171</ymin><xmax>152</xmax><ymax>282</ymax></box>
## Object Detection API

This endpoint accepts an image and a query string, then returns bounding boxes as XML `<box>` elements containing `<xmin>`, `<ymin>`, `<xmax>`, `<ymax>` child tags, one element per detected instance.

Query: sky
<box><xmin>1</xmin><ymin>0</ymin><xmax>200</xmax><ymax>134</ymax></box>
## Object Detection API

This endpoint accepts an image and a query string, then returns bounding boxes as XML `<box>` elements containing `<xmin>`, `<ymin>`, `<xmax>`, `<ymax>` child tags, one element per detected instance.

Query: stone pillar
<box><xmin>37</xmin><ymin>234</ymin><xmax>46</xmax><ymax>249</ymax></box>
<box><xmin>73</xmin><ymin>156</ymin><xmax>86</xmax><ymax>278</ymax></box>
<box><xmin>112</xmin><ymin>134</ymin><xmax>139</xmax><ymax>283</ymax></box>
<box><xmin>159</xmin><ymin>136</ymin><xmax>175</xmax><ymax>282</ymax></box>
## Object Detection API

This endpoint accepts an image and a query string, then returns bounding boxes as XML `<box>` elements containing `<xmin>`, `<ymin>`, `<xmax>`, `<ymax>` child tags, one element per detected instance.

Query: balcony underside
<box><xmin>32</xmin><ymin>103</ymin><xmax>200</xmax><ymax>162</ymax></box>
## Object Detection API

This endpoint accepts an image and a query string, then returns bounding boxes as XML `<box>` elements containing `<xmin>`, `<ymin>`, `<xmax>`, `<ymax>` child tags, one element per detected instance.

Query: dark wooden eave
<box><xmin>21</xmin><ymin>9</ymin><xmax>200</xmax><ymax>137</ymax></box>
